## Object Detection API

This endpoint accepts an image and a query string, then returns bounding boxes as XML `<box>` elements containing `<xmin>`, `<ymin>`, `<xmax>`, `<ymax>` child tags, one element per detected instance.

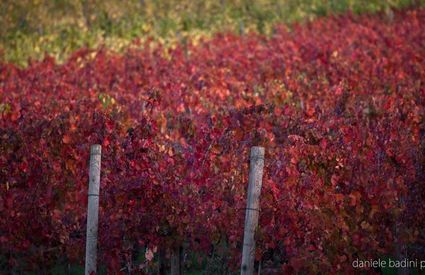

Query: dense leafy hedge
<box><xmin>1</xmin><ymin>8</ymin><xmax>424</xmax><ymax>273</ymax></box>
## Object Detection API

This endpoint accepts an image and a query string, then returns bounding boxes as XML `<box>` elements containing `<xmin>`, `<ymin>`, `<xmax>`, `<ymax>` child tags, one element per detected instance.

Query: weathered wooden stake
<box><xmin>85</xmin><ymin>144</ymin><xmax>102</xmax><ymax>275</ymax></box>
<box><xmin>396</xmin><ymin>196</ymin><xmax>408</xmax><ymax>275</ymax></box>
<box><xmin>241</xmin><ymin>146</ymin><xmax>265</xmax><ymax>275</ymax></box>
<box><xmin>171</xmin><ymin>246</ymin><xmax>182</xmax><ymax>275</ymax></box>
<box><xmin>158</xmin><ymin>247</ymin><xmax>167</xmax><ymax>275</ymax></box>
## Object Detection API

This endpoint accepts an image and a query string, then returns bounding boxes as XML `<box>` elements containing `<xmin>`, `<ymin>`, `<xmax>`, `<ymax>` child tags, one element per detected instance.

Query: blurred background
<box><xmin>1</xmin><ymin>0</ymin><xmax>423</xmax><ymax>66</ymax></box>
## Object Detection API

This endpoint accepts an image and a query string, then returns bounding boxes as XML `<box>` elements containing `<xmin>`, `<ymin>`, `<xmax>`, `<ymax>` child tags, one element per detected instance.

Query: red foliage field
<box><xmin>1</xmin><ymin>8</ymin><xmax>424</xmax><ymax>273</ymax></box>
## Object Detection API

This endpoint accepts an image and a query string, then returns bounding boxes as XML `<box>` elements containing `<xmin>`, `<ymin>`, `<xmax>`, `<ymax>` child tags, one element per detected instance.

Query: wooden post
<box><xmin>85</xmin><ymin>144</ymin><xmax>102</xmax><ymax>275</ymax></box>
<box><xmin>396</xmin><ymin>196</ymin><xmax>408</xmax><ymax>275</ymax></box>
<box><xmin>170</xmin><ymin>246</ymin><xmax>182</xmax><ymax>275</ymax></box>
<box><xmin>241</xmin><ymin>146</ymin><xmax>265</xmax><ymax>275</ymax></box>
<box><xmin>158</xmin><ymin>247</ymin><xmax>167</xmax><ymax>275</ymax></box>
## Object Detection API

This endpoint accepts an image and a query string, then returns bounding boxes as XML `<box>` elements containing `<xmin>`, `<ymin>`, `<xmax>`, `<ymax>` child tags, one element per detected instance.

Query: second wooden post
<box><xmin>241</xmin><ymin>146</ymin><xmax>265</xmax><ymax>275</ymax></box>
<box><xmin>85</xmin><ymin>144</ymin><xmax>102</xmax><ymax>275</ymax></box>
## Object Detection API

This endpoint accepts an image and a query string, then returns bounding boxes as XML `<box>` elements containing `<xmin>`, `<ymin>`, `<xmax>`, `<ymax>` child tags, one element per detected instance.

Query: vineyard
<box><xmin>1</xmin><ymin>4</ymin><xmax>425</xmax><ymax>275</ymax></box>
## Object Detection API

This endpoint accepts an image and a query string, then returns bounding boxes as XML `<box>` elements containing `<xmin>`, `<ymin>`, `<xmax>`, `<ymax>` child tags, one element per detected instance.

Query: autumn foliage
<box><xmin>0</xmin><ymin>8</ymin><xmax>424</xmax><ymax>273</ymax></box>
